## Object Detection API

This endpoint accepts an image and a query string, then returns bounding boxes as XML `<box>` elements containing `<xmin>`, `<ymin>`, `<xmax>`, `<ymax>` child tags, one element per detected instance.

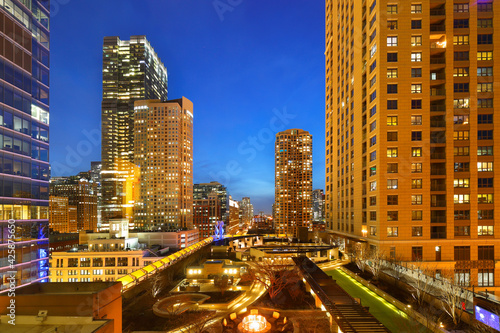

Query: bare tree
<box><xmin>367</xmin><ymin>249</ymin><xmax>385</xmax><ymax>282</ymax></box>
<box><xmin>407</xmin><ymin>264</ymin><xmax>435</xmax><ymax>309</ymax></box>
<box><xmin>353</xmin><ymin>243</ymin><xmax>368</xmax><ymax>273</ymax></box>
<box><xmin>245</xmin><ymin>258</ymin><xmax>299</xmax><ymax>302</ymax></box>
<box><xmin>150</xmin><ymin>272</ymin><xmax>164</xmax><ymax>298</ymax></box>
<box><xmin>439</xmin><ymin>272</ymin><xmax>472</xmax><ymax>328</ymax></box>
<box><xmin>386</xmin><ymin>254</ymin><xmax>407</xmax><ymax>288</ymax></box>
<box><xmin>215</xmin><ymin>274</ymin><xmax>230</xmax><ymax>296</ymax></box>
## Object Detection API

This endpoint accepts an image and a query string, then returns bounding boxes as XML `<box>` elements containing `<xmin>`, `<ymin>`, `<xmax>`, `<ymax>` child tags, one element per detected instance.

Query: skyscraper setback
<box><xmin>275</xmin><ymin>129</ymin><xmax>312</xmax><ymax>236</ymax></box>
<box><xmin>0</xmin><ymin>0</ymin><xmax>50</xmax><ymax>292</ymax></box>
<box><xmin>134</xmin><ymin>98</ymin><xmax>194</xmax><ymax>230</ymax></box>
<box><xmin>326</xmin><ymin>0</ymin><xmax>500</xmax><ymax>291</ymax></box>
<box><xmin>101</xmin><ymin>36</ymin><xmax>168</xmax><ymax>224</ymax></box>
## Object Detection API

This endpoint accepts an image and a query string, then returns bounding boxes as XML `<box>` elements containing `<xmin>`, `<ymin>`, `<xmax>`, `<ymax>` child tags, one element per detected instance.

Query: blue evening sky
<box><xmin>50</xmin><ymin>0</ymin><xmax>325</xmax><ymax>213</ymax></box>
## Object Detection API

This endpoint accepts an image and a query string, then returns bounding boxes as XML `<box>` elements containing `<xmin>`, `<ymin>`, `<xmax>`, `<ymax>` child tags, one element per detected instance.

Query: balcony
<box><xmin>430</xmin><ymin>57</ymin><xmax>446</xmax><ymax>64</ymax></box>
<box><xmin>431</xmin><ymin>179</ymin><xmax>446</xmax><ymax>190</ymax></box>
<box><xmin>430</xmin><ymin>24</ymin><xmax>446</xmax><ymax>32</ymax></box>
<box><xmin>430</xmin><ymin>9</ymin><xmax>445</xmax><ymax>16</ymax></box>
<box><xmin>430</xmin><ymin>88</ymin><xmax>446</xmax><ymax>96</ymax></box>
<box><xmin>431</xmin><ymin>152</ymin><xmax>446</xmax><ymax>160</ymax></box>
<box><xmin>431</xmin><ymin>231</ymin><xmax>447</xmax><ymax>239</ymax></box>
<box><xmin>430</xmin><ymin>104</ymin><xmax>446</xmax><ymax>112</ymax></box>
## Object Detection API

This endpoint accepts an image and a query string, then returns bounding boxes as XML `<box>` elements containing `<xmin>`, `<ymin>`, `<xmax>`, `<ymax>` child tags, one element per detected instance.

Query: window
<box><xmin>477</xmin><ymin>51</ymin><xmax>493</xmax><ymax>61</ymax></box>
<box><xmin>387</xmin><ymin>195</ymin><xmax>398</xmax><ymax>205</ymax></box>
<box><xmin>478</xmin><ymin>246</ymin><xmax>494</xmax><ymax>260</ymax></box>
<box><xmin>411</xmin><ymin>35</ymin><xmax>422</xmax><ymax>46</ymax></box>
<box><xmin>453</xmin><ymin>35</ymin><xmax>469</xmax><ymax>45</ymax></box>
<box><xmin>454</xmin><ymin>51</ymin><xmax>469</xmax><ymax>61</ymax></box>
<box><xmin>370</xmin><ymin>181</ymin><xmax>377</xmax><ymax>191</ymax></box>
<box><xmin>454</xmin><ymin>210</ymin><xmax>470</xmax><ymax>220</ymax></box>
<box><xmin>412</xmin><ymin>247</ymin><xmax>422</xmax><ymax>261</ymax></box>
<box><xmin>412</xmin><ymin>210</ymin><xmax>422</xmax><ymax>220</ymax></box>
<box><xmin>387</xmin><ymin>36</ymin><xmax>398</xmax><ymax>47</ymax></box>
<box><xmin>387</xmin><ymin>4</ymin><xmax>397</xmax><ymax>14</ymax></box>
<box><xmin>370</xmin><ymin>60</ymin><xmax>377</xmax><ymax>72</ymax></box>
<box><xmin>478</xmin><ymin>146</ymin><xmax>493</xmax><ymax>156</ymax></box>
<box><xmin>412</xmin><ymin>147</ymin><xmax>422</xmax><ymax>157</ymax></box>
<box><xmin>411</xmin><ymin>68</ymin><xmax>422</xmax><ymax>77</ymax></box>
<box><xmin>478</xmin><ymin>225</ymin><xmax>494</xmax><ymax>236</ymax></box>
<box><xmin>478</xmin><ymin>83</ymin><xmax>494</xmax><ymax>93</ymax></box>
<box><xmin>387</xmin><ymin>179</ymin><xmax>398</xmax><ymax>189</ymax></box>
<box><xmin>454</xmin><ymin>246</ymin><xmax>471</xmax><ymax>261</ymax></box>
<box><xmin>453</xmin><ymin>131</ymin><xmax>469</xmax><ymax>140</ymax></box>
<box><xmin>370</xmin><ymin>43</ymin><xmax>377</xmax><ymax>58</ymax></box>
<box><xmin>411</xmin><ymin>163</ymin><xmax>422</xmax><ymax>173</ymax></box>
<box><xmin>478</xmin><ymin>209</ymin><xmax>494</xmax><ymax>220</ymax></box>
<box><xmin>411</xmin><ymin>20</ymin><xmax>422</xmax><ymax>29</ymax></box>
<box><xmin>387</xmin><ymin>100</ymin><xmax>398</xmax><ymax>109</ymax></box>
<box><xmin>387</xmin><ymin>211</ymin><xmax>398</xmax><ymax>221</ymax></box>
<box><xmin>478</xmin><ymin>2</ymin><xmax>493</xmax><ymax>12</ymax></box>
<box><xmin>478</xmin><ymin>130</ymin><xmax>493</xmax><ymax>140</ymax></box>
<box><xmin>454</xmin><ymin>162</ymin><xmax>470</xmax><ymax>172</ymax></box>
<box><xmin>478</xmin><ymin>99</ymin><xmax>493</xmax><ymax>108</ymax></box>
<box><xmin>387</xmin><ymin>84</ymin><xmax>398</xmax><ymax>93</ymax></box>
<box><xmin>387</xmin><ymin>148</ymin><xmax>398</xmax><ymax>157</ymax></box>
<box><xmin>454</xmin><ymin>83</ymin><xmax>469</xmax><ymax>93</ymax></box>
<box><xmin>370</xmin><ymin>75</ymin><xmax>377</xmax><ymax>87</ymax></box>
<box><xmin>478</xmin><ymin>114</ymin><xmax>493</xmax><ymax>124</ymax></box>
<box><xmin>453</xmin><ymin>67</ymin><xmax>469</xmax><ymax>77</ymax></box>
<box><xmin>387</xmin><ymin>68</ymin><xmax>398</xmax><ymax>78</ymax></box>
<box><xmin>370</xmin><ymin>196</ymin><xmax>377</xmax><ymax>206</ymax></box>
<box><xmin>370</xmin><ymin>91</ymin><xmax>377</xmax><ymax>102</ymax></box>
<box><xmin>455</xmin><ymin>269</ymin><xmax>471</xmax><ymax>286</ymax></box>
<box><xmin>454</xmin><ymin>115</ymin><xmax>469</xmax><ymax>124</ymax></box>
<box><xmin>412</xmin><ymin>131</ymin><xmax>422</xmax><ymax>141</ymax></box>
<box><xmin>370</xmin><ymin>166</ymin><xmax>377</xmax><ymax>176</ymax></box>
<box><xmin>387</xmin><ymin>163</ymin><xmax>398</xmax><ymax>173</ymax></box>
<box><xmin>454</xmin><ymin>19</ymin><xmax>469</xmax><ymax>28</ymax></box>
<box><xmin>412</xmin><ymin>179</ymin><xmax>422</xmax><ymax>189</ymax></box>
<box><xmin>370</xmin><ymin>211</ymin><xmax>377</xmax><ymax>221</ymax></box>
<box><xmin>370</xmin><ymin>105</ymin><xmax>377</xmax><ymax>117</ymax></box>
<box><xmin>387</xmin><ymin>227</ymin><xmax>398</xmax><ymax>237</ymax></box>
<box><xmin>412</xmin><ymin>227</ymin><xmax>423</xmax><ymax>237</ymax></box>
<box><xmin>387</xmin><ymin>52</ymin><xmax>398</xmax><ymax>62</ymax></box>
<box><xmin>453</xmin><ymin>3</ymin><xmax>469</xmax><ymax>12</ymax></box>
<box><xmin>370</xmin><ymin>226</ymin><xmax>377</xmax><ymax>236</ymax></box>
<box><xmin>411</xmin><ymin>100</ymin><xmax>422</xmax><ymax>109</ymax></box>
<box><xmin>478</xmin><ymin>178</ymin><xmax>493</xmax><ymax>188</ymax></box>
<box><xmin>370</xmin><ymin>121</ymin><xmax>377</xmax><ymax>132</ymax></box>
<box><xmin>454</xmin><ymin>178</ymin><xmax>470</xmax><ymax>188</ymax></box>
<box><xmin>411</xmin><ymin>4</ymin><xmax>422</xmax><ymax>13</ymax></box>
<box><xmin>370</xmin><ymin>151</ymin><xmax>377</xmax><ymax>161</ymax></box>
<box><xmin>370</xmin><ymin>136</ymin><xmax>377</xmax><ymax>147</ymax></box>
<box><xmin>477</xmin><ymin>67</ymin><xmax>493</xmax><ymax>76</ymax></box>
<box><xmin>387</xmin><ymin>132</ymin><xmax>398</xmax><ymax>141</ymax></box>
<box><xmin>411</xmin><ymin>115</ymin><xmax>422</xmax><ymax>125</ymax></box>
<box><xmin>454</xmin><ymin>146</ymin><xmax>469</xmax><ymax>156</ymax></box>
<box><xmin>370</xmin><ymin>30</ymin><xmax>377</xmax><ymax>43</ymax></box>
<box><xmin>387</xmin><ymin>116</ymin><xmax>398</xmax><ymax>126</ymax></box>
<box><xmin>411</xmin><ymin>84</ymin><xmax>422</xmax><ymax>93</ymax></box>
<box><xmin>478</xmin><ymin>270</ymin><xmax>494</xmax><ymax>287</ymax></box>
<box><xmin>478</xmin><ymin>19</ymin><xmax>493</xmax><ymax>28</ymax></box>
<box><xmin>478</xmin><ymin>34</ymin><xmax>493</xmax><ymax>45</ymax></box>
<box><xmin>454</xmin><ymin>194</ymin><xmax>470</xmax><ymax>204</ymax></box>
<box><xmin>411</xmin><ymin>52</ymin><xmax>422</xmax><ymax>62</ymax></box>
<box><xmin>388</xmin><ymin>20</ymin><xmax>398</xmax><ymax>30</ymax></box>
<box><xmin>478</xmin><ymin>194</ymin><xmax>494</xmax><ymax>204</ymax></box>
<box><xmin>411</xmin><ymin>195</ymin><xmax>422</xmax><ymax>205</ymax></box>
<box><xmin>478</xmin><ymin>162</ymin><xmax>493</xmax><ymax>172</ymax></box>
<box><xmin>454</xmin><ymin>226</ymin><xmax>470</xmax><ymax>236</ymax></box>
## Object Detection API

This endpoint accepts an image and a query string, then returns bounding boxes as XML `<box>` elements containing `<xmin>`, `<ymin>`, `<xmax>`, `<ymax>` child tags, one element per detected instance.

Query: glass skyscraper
<box><xmin>101</xmin><ymin>36</ymin><xmax>168</xmax><ymax>228</ymax></box>
<box><xmin>0</xmin><ymin>0</ymin><xmax>50</xmax><ymax>292</ymax></box>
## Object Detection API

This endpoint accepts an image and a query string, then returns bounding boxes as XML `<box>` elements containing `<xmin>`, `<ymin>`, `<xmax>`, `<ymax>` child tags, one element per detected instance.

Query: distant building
<box><xmin>193</xmin><ymin>181</ymin><xmax>229</xmax><ymax>222</ymax></box>
<box><xmin>251</xmin><ymin>214</ymin><xmax>273</xmax><ymax>230</ymax></box>
<box><xmin>49</xmin><ymin>232</ymin><xmax>79</xmax><ymax>252</ymax></box>
<box><xmin>275</xmin><ymin>129</ymin><xmax>313</xmax><ymax>236</ymax></box>
<box><xmin>90</xmin><ymin>161</ymin><xmax>103</xmax><ymax>229</ymax></box>
<box><xmin>312</xmin><ymin>189</ymin><xmax>325</xmax><ymax>222</ymax></box>
<box><xmin>50</xmin><ymin>177</ymin><xmax>98</xmax><ymax>232</ymax></box>
<box><xmin>193</xmin><ymin>193</ymin><xmax>222</xmax><ymax>239</ymax></box>
<box><xmin>239</xmin><ymin>197</ymin><xmax>254</xmax><ymax>229</ymax></box>
<box><xmin>134</xmin><ymin>98</ymin><xmax>194</xmax><ymax>230</ymax></box>
<box><xmin>49</xmin><ymin>196</ymin><xmax>77</xmax><ymax>233</ymax></box>
<box><xmin>227</xmin><ymin>196</ymin><xmax>240</xmax><ymax>234</ymax></box>
<box><xmin>101</xmin><ymin>36</ymin><xmax>168</xmax><ymax>224</ymax></box>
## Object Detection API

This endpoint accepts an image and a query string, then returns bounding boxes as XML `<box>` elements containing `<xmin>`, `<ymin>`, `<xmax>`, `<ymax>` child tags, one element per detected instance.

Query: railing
<box><xmin>430</xmin><ymin>24</ymin><xmax>446</xmax><ymax>32</ymax></box>
<box><xmin>430</xmin><ymin>9</ymin><xmax>445</xmax><ymax>15</ymax></box>
<box><xmin>431</xmin><ymin>232</ymin><xmax>447</xmax><ymax>239</ymax></box>
<box><xmin>430</xmin><ymin>88</ymin><xmax>446</xmax><ymax>96</ymax></box>
<box><xmin>430</xmin><ymin>58</ymin><xmax>446</xmax><ymax>64</ymax></box>
<box><xmin>430</xmin><ymin>121</ymin><xmax>446</xmax><ymax>127</ymax></box>
<box><xmin>430</xmin><ymin>105</ymin><xmax>446</xmax><ymax>111</ymax></box>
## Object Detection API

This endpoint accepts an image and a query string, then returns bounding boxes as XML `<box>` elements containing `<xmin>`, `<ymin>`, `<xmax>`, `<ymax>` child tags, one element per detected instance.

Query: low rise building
<box><xmin>186</xmin><ymin>259</ymin><xmax>243</xmax><ymax>279</ymax></box>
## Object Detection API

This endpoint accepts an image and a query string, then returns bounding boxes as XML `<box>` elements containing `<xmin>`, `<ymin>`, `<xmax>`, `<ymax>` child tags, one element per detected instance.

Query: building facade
<box><xmin>50</xmin><ymin>177</ymin><xmax>98</xmax><ymax>232</ymax></box>
<box><xmin>227</xmin><ymin>196</ymin><xmax>240</xmax><ymax>235</ymax></box>
<box><xmin>312</xmin><ymin>189</ymin><xmax>325</xmax><ymax>222</ymax></box>
<box><xmin>90</xmin><ymin>161</ymin><xmax>103</xmax><ymax>230</ymax></box>
<box><xmin>275</xmin><ymin>129</ymin><xmax>313</xmax><ymax>236</ymax></box>
<box><xmin>133</xmin><ymin>98</ymin><xmax>193</xmax><ymax>230</ymax></box>
<box><xmin>101</xmin><ymin>36</ymin><xmax>168</xmax><ymax>224</ymax></box>
<box><xmin>193</xmin><ymin>182</ymin><xmax>229</xmax><ymax>222</ymax></box>
<box><xmin>325</xmin><ymin>0</ymin><xmax>500</xmax><ymax>291</ymax></box>
<box><xmin>49</xmin><ymin>196</ymin><xmax>77</xmax><ymax>233</ymax></box>
<box><xmin>193</xmin><ymin>193</ymin><xmax>222</xmax><ymax>239</ymax></box>
<box><xmin>0</xmin><ymin>0</ymin><xmax>50</xmax><ymax>292</ymax></box>
<box><xmin>238</xmin><ymin>197</ymin><xmax>254</xmax><ymax>229</ymax></box>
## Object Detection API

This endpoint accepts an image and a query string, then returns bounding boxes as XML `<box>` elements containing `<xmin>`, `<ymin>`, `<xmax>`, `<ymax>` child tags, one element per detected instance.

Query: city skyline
<box><xmin>49</xmin><ymin>1</ymin><xmax>325</xmax><ymax>213</ymax></box>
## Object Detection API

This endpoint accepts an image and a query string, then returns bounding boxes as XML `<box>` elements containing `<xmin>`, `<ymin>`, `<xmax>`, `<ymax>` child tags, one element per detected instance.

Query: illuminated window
<box><xmin>411</xmin><ymin>35</ymin><xmax>422</xmax><ymax>46</ymax></box>
<box><xmin>411</xmin><ymin>52</ymin><xmax>422</xmax><ymax>62</ymax></box>
<box><xmin>454</xmin><ymin>194</ymin><xmax>470</xmax><ymax>204</ymax></box>
<box><xmin>387</xmin><ymin>116</ymin><xmax>398</xmax><ymax>126</ymax></box>
<box><xmin>387</xmin><ymin>68</ymin><xmax>398</xmax><ymax>78</ymax></box>
<box><xmin>411</xmin><ymin>195</ymin><xmax>422</xmax><ymax>205</ymax></box>
<box><xmin>387</xmin><ymin>227</ymin><xmax>398</xmax><ymax>237</ymax></box>
<box><xmin>387</xmin><ymin>148</ymin><xmax>398</xmax><ymax>158</ymax></box>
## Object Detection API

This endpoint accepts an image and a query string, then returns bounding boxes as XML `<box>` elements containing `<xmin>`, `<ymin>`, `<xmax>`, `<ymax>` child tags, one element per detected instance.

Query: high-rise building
<box><xmin>193</xmin><ymin>193</ymin><xmax>222</xmax><ymax>239</ymax></box>
<box><xmin>49</xmin><ymin>196</ymin><xmax>77</xmax><ymax>233</ymax></box>
<box><xmin>50</xmin><ymin>177</ymin><xmax>98</xmax><ymax>232</ymax></box>
<box><xmin>227</xmin><ymin>196</ymin><xmax>240</xmax><ymax>235</ymax></box>
<box><xmin>275</xmin><ymin>129</ymin><xmax>313</xmax><ymax>236</ymax></box>
<box><xmin>101</xmin><ymin>36</ymin><xmax>168</xmax><ymax>224</ymax></box>
<box><xmin>134</xmin><ymin>98</ymin><xmax>193</xmax><ymax>230</ymax></box>
<box><xmin>90</xmin><ymin>161</ymin><xmax>103</xmax><ymax>229</ymax></box>
<box><xmin>193</xmin><ymin>181</ymin><xmax>229</xmax><ymax>222</ymax></box>
<box><xmin>326</xmin><ymin>0</ymin><xmax>500</xmax><ymax>291</ymax></box>
<box><xmin>0</xmin><ymin>0</ymin><xmax>50</xmax><ymax>292</ymax></box>
<box><xmin>238</xmin><ymin>197</ymin><xmax>254</xmax><ymax>229</ymax></box>
<box><xmin>312</xmin><ymin>189</ymin><xmax>325</xmax><ymax>222</ymax></box>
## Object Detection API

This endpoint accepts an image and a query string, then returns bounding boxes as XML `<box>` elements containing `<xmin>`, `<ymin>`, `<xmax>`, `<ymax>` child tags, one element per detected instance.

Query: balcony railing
<box><xmin>431</xmin><ymin>88</ymin><xmax>446</xmax><ymax>96</ymax></box>
<box><xmin>430</xmin><ymin>9</ymin><xmax>445</xmax><ymax>15</ymax></box>
<box><xmin>431</xmin><ymin>153</ymin><xmax>446</xmax><ymax>159</ymax></box>
<box><xmin>431</xmin><ymin>232</ymin><xmax>447</xmax><ymax>239</ymax></box>
<box><xmin>430</xmin><ymin>58</ymin><xmax>446</xmax><ymax>64</ymax></box>
<box><xmin>431</xmin><ymin>105</ymin><xmax>446</xmax><ymax>111</ymax></box>
<box><xmin>430</xmin><ymin>24</ymin><xmax>446</xmax><ymax>32</ymax></box>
